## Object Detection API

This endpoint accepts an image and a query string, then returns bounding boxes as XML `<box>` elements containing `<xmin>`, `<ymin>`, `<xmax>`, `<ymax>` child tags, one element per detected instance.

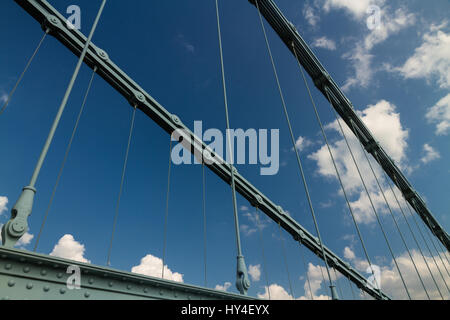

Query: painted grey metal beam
<box><xmin>0</xmin><ymin>247</ymin><xmax>254</xmax><ymax>300</ymax></box>
<box><xmin>11</xmin><ymin>0</ymin><xmax>390</xmax><ymax>300</ymax></box>
<box><xmin>247</xmin><ymin>0</ymin><xmax>450</xmax><ymax>252</ymax></box>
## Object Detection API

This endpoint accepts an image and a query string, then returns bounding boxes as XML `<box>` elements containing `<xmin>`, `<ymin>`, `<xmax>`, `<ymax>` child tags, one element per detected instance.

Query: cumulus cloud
<box><xmin>420</xmin><ymin>144</ymin><xmax>440</xmax><ymax>164</ymax></box>
<box><xmin>49</xmin><ymin>234</ymin><xmax>90</xmax><ymax>263</ymax></box>
<box><xmin>312</xmin><ymin>36</ymin><xmax>337</xmax><ymax>50</ymax></box>
<box><xmin>308</xmin><ymin>100</ymin><xmax>409</xmax><ymax>223</ymax></box>
<box><xmin>323</xmin><ymin>0</ymin><xmax>385</xmax><ymax>20</ymax></box>
<box><xmin>248</xmin><ymin>264</ymin><xmax>261</xmax><ymax>282</ymax></box>
<box><xmin>426</xmin><ymin>93</ymin><xmax>450</xmax><ymax>136</ymax></box>
<box><xmin>393</xmin><ymin>22</ymin><xmax>450</xmax><ymax>89</ymax></box>
<box><xmin>214</xmin><ymin>281</ymin><xmax>232</xmax><ymax>292</ymax></box>
<box><xmin>131</xmin><ymin>253</ymin><xmax>184</xmax><ymax>282</ymax></box>
<box><xmin>0</xmin><ymin>196</ymin><xmax>8</xmax><ymax>215</ymax></box>
<box><xmin>293</xmin><ymin>136</ymin><xmax>313</xmax><ymax>152</ymax></box>
<box><xmin>320</xmin><ymin>0</ymin><xmax>416</xmax><ymax>91</ymax></box>
<box><xmin>258</xmin><ymin>283</ymin><xmax>295</xmax><ymax>300</ymax></box>
<box><xmin>343</xmin><ymin>246</ymin><xmax>450</xmax><ymax>300</ymax></box>
<box><xmin>303</xmin><ymin>2</ymin><xmax>320</xmax><ymax>27</ymax></box>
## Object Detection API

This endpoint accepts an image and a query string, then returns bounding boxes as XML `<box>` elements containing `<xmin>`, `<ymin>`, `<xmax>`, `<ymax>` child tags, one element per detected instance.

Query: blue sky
<box><xmin>0</xmin><ymin>0</ymin><xmax>449</xmax><ymax>300</ymax></box>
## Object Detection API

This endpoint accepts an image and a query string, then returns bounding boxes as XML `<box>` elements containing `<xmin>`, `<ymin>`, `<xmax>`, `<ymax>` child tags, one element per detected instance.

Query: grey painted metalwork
<box><xmin>247</xmin><ymin>0</ymin><xmax>449</xmax><ymax>252</ymax></box>
<box><xmin>0</xmin><ymin>247</ymin><xmax>254</xmax><ymax>300</ymax></box>
<box><xmin>7</xmin><ymin>0</ymin><xmax>392</xmax><ymax>300</ymax></box>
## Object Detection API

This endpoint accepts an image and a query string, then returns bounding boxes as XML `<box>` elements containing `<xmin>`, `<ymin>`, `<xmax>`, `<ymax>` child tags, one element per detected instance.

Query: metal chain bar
<box><xmin>11</xmin><ymin>0</ymin><xmax>391</xmax><ymax>300</ymax></box>
<box><xmin>247</xmin><ymin>0</ymin><xmax>449</xmax><ymax>251</ymax></box>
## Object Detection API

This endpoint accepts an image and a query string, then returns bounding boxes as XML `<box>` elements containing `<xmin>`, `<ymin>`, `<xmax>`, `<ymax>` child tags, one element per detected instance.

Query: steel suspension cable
<box><xmin>325</xmin><ymin>95</ymin><xmax>410</xmax><ymax>299</ymax></box>
<box><xmin>254</xmin><ymin>0</ymin><xmax>337</xmax><ymax>299</ymax></box>
<box><xmin>376</xmin><ymin>154</ymin><xmax>436</xmax><ymax>299</ymax></box>
<box><xmin>0</xmin><ymin>29</ymin><xmax>49</xmax><ymax>116</ymax></box>
<box><xmin>278</xmin><ymin>222</ymin><xmax>295</xmax><ymax>299</ymax></box>
<box><xmin>107</xmin><ymin>105</ymin><xmax>136</xmax><ymax>266</ymax></box>
<box><xmin>161</xmin><ymin>138</ymin><xmax>173</xmax><ymax>279</ymax></box>
<box><xmin>364</xmin><ymin>149</ymin><xmax>430</xmax><ymax>299</ymax></box>
<box><xmin>33</xmin><ymin>67</ymin><xmax>97</xmax><ymax>252</ymax></box>
<box><xmin>333</xmin><ymin>267</ymin><xmax>344</xmax><ymax>299</ymax></box>
<box><xmin>347</xmin><ymin>276</ymin><xmax>357</xmax><ymax>300</ymax></box>
<box><xmin>291</xmin><ymin>42</ymin><xmax>381</xmax><ymax>294</ymax></box>
<box><xmin>423</xmin><ymin>219</ymin><xmax>450</xmax><ymax>278</ymax></box>
<box><xmin>201</xmin><ymin>161</ymin><xmax>208</xmax><ymax>287</ymax></box>
<box><xmin>409</xmin><ymin>202</ymin><xmax>450</xmax><ymax>296</ymax></box>
<box><xmin>343</xmin><ymin>118</ymin><xmax>411</xmax><ymax>299</ymax></box>
<box><xmin>298</xmin><ymin>242</ymin><xmax>314</xmax><ymax>300</ymax></box>
<box><xmin>255</xmin><ymin>208</ymin><xmax>271</xmax><ymax>300</ymax></box>
<box><xmin>407</xmin><ymin>200</ymin><xmax>448</xmax><ymax>298</ymax></box>
<box><xmin>215</xmin><ymin>0</ymin><xmax>250</xmax><ymax>295</ymax></box>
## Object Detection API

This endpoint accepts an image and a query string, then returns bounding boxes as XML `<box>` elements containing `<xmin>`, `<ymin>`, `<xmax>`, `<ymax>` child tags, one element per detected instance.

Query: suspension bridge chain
<box><xmin>247</xmin><ymin>0</ymin><xmax>450</xmax><ymax>252</ymax></box>
<box><xmin>6</xmin><ymin>0</ymin><xmax>433</xmax><ymax>300</ymax></box>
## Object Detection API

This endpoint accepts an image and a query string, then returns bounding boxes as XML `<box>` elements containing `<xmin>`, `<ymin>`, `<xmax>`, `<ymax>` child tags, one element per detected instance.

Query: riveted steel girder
<box><xmin>247</xmin><ymin>0</ymin><xmax>450</xmax><ymax>252</ymax></box>
<box><xmin>0</xmin><ymin>247</ymin><xmax>255</xmax><ymax>300</ymax></box>
<box><xmin>9</xmin><ymin>0</ymin><xmax>392</xmax><ymax>300</ymax></box>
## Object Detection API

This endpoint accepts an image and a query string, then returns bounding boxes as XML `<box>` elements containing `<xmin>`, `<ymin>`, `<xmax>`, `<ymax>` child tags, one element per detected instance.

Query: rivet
<box><xmin>5</xmin><ymin>264</ymin><xmax>12</xmax><ymax>270</ymax></box>
<box><xmin>19</xmin><ymin>257</ymin><xmax>26</xmax><ymax>262</ymax></box>
<box><xmin>159</xmin><ymin>290</ymin><xmax>164</xmax><ymax>296</ymax></box>
<box><xmin>108</xmin><ymin>281</ymin><xmax>113</xmax><ymax>287</ymax></box>
<box><xmin>60</xmin><ymin>288</ymin><xmax>66</xmax><ymax>294</ymax></box>
<box><xmin>1</xmin><ymin>254</ymin><xmax>7</xmax><ymax>259</ymax></box>
<box><xmin>127</xmin><ymin>284</ymin><xmax>132</xmax><ymax>290</ymax></box>
<box><xmin>41</xmin><ymin>270</ymin><xmax>47</xmax><ymax>276</ymax></box>
<box><xmin>37</xmin><ymin>261</ymin><xmax>43</xmax><ymax>265</ymax></box>
<box><xmin>23</xmin><ymin>267</ymin><xmax>30</xmax><ymax>273</ymax></box>
<box><xmin>188</xmin><ymin>295</ymin><xmax>192</xmax><ymax>300</ymax></box>
<box><xmin>174</xmin><ymin>292</ymin><xmax>178</xmax><ymax>298</ymax></box>
<box><xmin>26</xmin><ymin>283</ymin><xmax>33</xmax><ymax>290</ymax></box>
<box><xmin>7</xmin><ymin>280</ymin><xmax>15</xmax><ymax>287</ymax></box>
<box><xmin>53</xmin><ymin>264</ymin><xmax>59</xmax><ymax>268</ymax></box>
<box><xmin>56</xmin><ymin>273</ymin><xmax>63</xmax><ymax>279</ymax></box>
<box><xmin>43</xmin><ymin>286</ymin><xmax>50</xmax><ymax>292</ymax></box>
<box><xmin>84</xmin><ymin>292</ymin><xmax>90</xmax><ymax>298</ymax></box>
<box><xmin>88</xmin><ymin>278</ymin><xmax>94</xmax><ymax>284</ymax></box>
<box><xmin>143</xmin><ymin>288</ymin><xmax>148</xmax><ymax>293</ymax></box>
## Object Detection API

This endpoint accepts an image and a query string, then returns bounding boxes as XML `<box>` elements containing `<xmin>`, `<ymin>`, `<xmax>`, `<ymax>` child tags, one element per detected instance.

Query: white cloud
<box><xmin>344</xmin><ymin>246</ymin><xmax>356</xmax><ymax>260</ymax></box>
<box><xmin>0</xmin><ymin>196</ymin><xmax>8</xmax><ymax>215</ymax></box>
<box><xmin>312</xmin><ymin>36</ymin><xmax>337</xmax><ymax>50</ymax></box>
<box><xmin>393</xmin><ymin>22</ymin><xmax>450</xmax><ymax>89</ymax></box>
<box><xmin>426</xmin><ymin>94</ymin><xmax>450</xmax><ymax>135</ymax></box>
<box><xmin>215</xmin><ymin>281</ymin><xmax>232</xmax><ymax>292</ymax></box>
<box><xmin>258</xmin><ymin>283</ymin><xmax>295</xmax><ymax>300</ymax></box>
<box><xmin>248</xmin><ymin>264</ymin><xmax>261</xmax><ymax>282</ymax></box>
<box><xmin>294</xmin><ymin>136</ymin><xmax>313</xmax><ymax>152</ymax></box>
<box><xmin>16</xmin><ymin>232</ymin><xmax>34</xmax><ymax>248</ymax></box>
<box><xmin>308</xmin><ymin>100</ymin><xmax>409</xmax><ymax>224</ymax></box>
<box><xmin>131</xmin><ymin>253</ymin><xmax>184</xmax><ymax>282</ymax></box>
<box><xmin>344</xmin><ymin>246</ymin><xmax>450</xmax><ymax>300</ymax></box>
<box><xmin>420</xmin><ymin>144</ymin><xmax>440</xmax><ymax>164</ymax></box>
<box><xmin>303</xmin><ymin>3</ymin><xmax>320</xmax><ymax>27</ymax></box>
<box><xmin>49</xmin><ymin>234</ymin><xmax>90</xmax><ymax>263</ymax></box>
<box><xmin>333</xmin><ymin>2</ymin><xmax>415</xmax><ymax>91</ymax></box>
<box><xmin>323</xmin><ymin>0</ymin><xmax>385</xmax><ymax>20</ymax></box>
